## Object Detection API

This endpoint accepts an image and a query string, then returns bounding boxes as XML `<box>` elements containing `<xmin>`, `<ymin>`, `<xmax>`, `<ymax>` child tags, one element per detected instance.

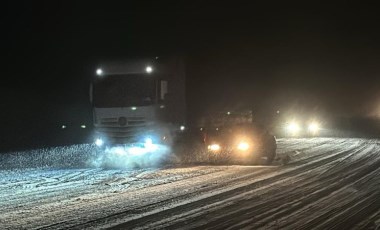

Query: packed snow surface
<box><xmin>1</xmin><ymin>138</ymin><xmax>380</xmax><ymax>229</ymax></box>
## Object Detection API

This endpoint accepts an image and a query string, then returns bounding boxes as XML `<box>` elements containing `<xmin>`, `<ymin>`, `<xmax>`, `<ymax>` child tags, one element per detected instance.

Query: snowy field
<box><xmin>1</xmin><ymin>138</ymin><xmax>380</xmax><ymax>229</ymax></box>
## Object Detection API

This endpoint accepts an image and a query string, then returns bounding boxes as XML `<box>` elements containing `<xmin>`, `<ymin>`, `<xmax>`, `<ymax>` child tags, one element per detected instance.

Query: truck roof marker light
<box><xmin>96</xmin><ymin>68</ymin><xmax>103</xmax><ymax>76</ymax></box>
<box><xmin>146</xmin><ymin>66</ymin><xmax>153</xmax><ymax>73</ymax></box>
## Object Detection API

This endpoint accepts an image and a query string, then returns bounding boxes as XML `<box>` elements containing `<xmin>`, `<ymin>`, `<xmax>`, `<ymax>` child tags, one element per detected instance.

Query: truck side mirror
<box><xmin>160</xmin><ymin>80</ymin><xmax>168</xmax><ymax>100</ymax></box>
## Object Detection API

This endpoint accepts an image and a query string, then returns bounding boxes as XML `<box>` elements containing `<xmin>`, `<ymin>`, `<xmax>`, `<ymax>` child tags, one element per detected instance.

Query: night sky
<box><xmin>2</xmin><ymin>1</ymin><xmax>380</xmax><ymax>150</ymax></box>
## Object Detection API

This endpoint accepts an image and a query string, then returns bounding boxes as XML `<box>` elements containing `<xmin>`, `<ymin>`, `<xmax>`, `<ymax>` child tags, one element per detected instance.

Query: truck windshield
<box><xmin>93</xmin><ymin>74</ymin><xmax>156</xmax><ymax>108</ymax></box>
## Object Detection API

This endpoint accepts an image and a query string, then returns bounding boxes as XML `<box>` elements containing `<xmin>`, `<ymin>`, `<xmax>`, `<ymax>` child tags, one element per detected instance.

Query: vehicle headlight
<box><xmin>286</xmin><ymin>122</ymin><xmax>300</xmax><ymax>135</ymax></box>
<box><xmin>143</xmin><ymin>137</ymin><xmax>158</xmax><ymax>152</ymax></box>
<box><xmin>145</xmin><ymin>137</ymin><xmax>153</xmax><ymax>145</ymax></box>
<box><xmin>237</xmin><ymin>142</ymin><xmax>249</xmax><ymax>151</ymax></box>
<box><xmin>208</xmin><ymin>144</ymin><xmax>221</xmax><ymax>152</ymax></box>
<box><xmin>308</xmin><ymin>122</ymin><xmax>320</xmax><ymax>134</ymax></box>
<box><xmin>95</xmin><ymin>138</ymin><xmax>104</xmax><ymax>147</ymax></box>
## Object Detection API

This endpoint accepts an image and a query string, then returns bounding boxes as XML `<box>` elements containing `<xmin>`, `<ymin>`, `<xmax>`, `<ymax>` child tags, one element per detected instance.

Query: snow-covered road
<box><xmin>1</xmin><ymin>138</ymin><xmax>380</xmax><ymax>229</ymax></box>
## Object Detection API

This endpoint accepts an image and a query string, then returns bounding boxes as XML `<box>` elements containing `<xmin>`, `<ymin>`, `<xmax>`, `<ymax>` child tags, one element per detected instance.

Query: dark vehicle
<box><xmin>200</xmin><ymin>111</ymin><xmax>277</xmax><ymax>165</ymax></box>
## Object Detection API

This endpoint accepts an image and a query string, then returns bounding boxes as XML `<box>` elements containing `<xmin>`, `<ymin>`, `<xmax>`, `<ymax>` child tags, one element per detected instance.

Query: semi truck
<box><xmin>89</xmin><ymin>56</ymin><xmax>186</xmax><ymax>153</ymax></box>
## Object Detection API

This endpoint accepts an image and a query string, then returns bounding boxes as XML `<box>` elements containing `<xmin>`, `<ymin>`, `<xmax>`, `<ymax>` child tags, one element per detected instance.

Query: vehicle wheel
<box><xmin>245</xmin><ymin>153</ymin><xmax>260</xmax><ymax>165</ymax></box>
<box><xmin>264</xmin><ymin>149</ymin><xmax>276</xmax><ymax>165</ymax></box>
<box><xmin>263</xmin><ymin>135</ymin><xmax>277</xmax><ymax>165</ymax></box>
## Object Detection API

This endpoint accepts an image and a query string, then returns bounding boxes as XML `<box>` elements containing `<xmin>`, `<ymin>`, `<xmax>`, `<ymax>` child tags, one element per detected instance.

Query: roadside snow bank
<box><xmin>0</xmin><ymin>144</ymin><xmax>96</xmax><ymax>170</ymax></box>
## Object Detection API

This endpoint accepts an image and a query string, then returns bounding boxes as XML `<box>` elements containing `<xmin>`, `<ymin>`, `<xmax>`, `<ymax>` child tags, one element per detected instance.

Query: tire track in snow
<box><xmin>106</xmin><ymin>139</ymin><xmax>365</xmax><ymax>229</ymax></box>
<box><xmin>138</xmin><ymin>141</ymin><xmax>371</xmax><ymax>229</ymax></box>
<box><xmin>16</xmin><ymin>139</ymin><xmax>334</xmax><ymax>229</ymax></box>
<box><xmin>54</xmin><ymin>139</ymin><xmax>343</xmax><ymax>229</ymax></box>
<box><xmin>222</xmin><ymin>144</ymin><xmax>380</xmax><ymax>229</ymax></box>
<box><xmin>1</xmin><ymin>166</ymin><xmax>245</xmax><ymax>229</ymax></box>
<box><xmin>38</xmin><ymin>167</ymin><xmax>274</xmax><ymax>230</ymax></box>
<box><xmin>1</xmin><ymin>138</ymin><xmax>375</xmax><ymax>230</ymax></box>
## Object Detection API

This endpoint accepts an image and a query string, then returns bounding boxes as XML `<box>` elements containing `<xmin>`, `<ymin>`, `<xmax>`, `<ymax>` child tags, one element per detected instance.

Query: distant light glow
<box><xmin>146</xmin><ymin>66</ymin><xmax>153</xmax><ymax>73</ymax></box>
<box><xmin>160</xmin><ymin>105</ymin><xmax>165</xmax><ymax>109</ymax></box>
<box><xmin>61</xmin><ymin>125</ymin><xmax>66</xmax><ymax>129</ymax></box>
<box><xmin>286</xmin><ymin>122</ymin><xmax>300</xmax><ymax>135</ymax></box>
<box><xmin>227</xmin><ymin>111</ymin><xmax>231</xmax><ymax>115</ymax></box>
<box><xmin>96</xmin><ymin>68</ymin><xmax>103</xmax><ymax>76</ymax></box>
<box><xmin>95</xmin><ymin>138</ymin><xmax>103</xmax><ymax>147</ymax></box>
<box><xmin>308</xmin><ymin>122</ymin><xmax>320</xmax><ymax>134</ymax></box>
<box><xmin>131</xmin><ymin>107</ymin><xmax>137</xmax><ymax>111</ymax></box>
<box><xmin>81</xmin><ymin>125</ymin><xmax>86</xmax><ymax>129</ymax></box>
<box><xmin>180</xmin><ymin>125</ymin><xmax>185</xmax><ymax>131</ymax></box>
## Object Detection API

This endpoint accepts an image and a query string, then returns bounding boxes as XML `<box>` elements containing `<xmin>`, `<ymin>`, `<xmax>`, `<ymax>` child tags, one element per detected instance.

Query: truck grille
<box><xmin>96</xmin><ymin>116</ymin><xmax>149</xmax><ymax>143</ymax></box>
<box><xmin>100</xmin><ymin>117</ymin><xmax>146</xmax><ymax>126</ymax></box>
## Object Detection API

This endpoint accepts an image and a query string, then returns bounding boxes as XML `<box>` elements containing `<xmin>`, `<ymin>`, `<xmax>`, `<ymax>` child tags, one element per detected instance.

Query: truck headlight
<box><xmin>144</xmin><ymin>137</ymin><xmax>158</xmax><ymax>151</ymax></box>
<box><xmin>95</xmin><ymin>138</ymin><xmax>104</xmax><ymax>147</ymax></box>
<box><xmin>145</xmin><ymin>137</ymin><xmax>153</xmax><ymax>145</ymax></box>
<box><xmin>208</xmin><ymin>144</ymin><xmax>221</xmax><ymax>152</ymax></box>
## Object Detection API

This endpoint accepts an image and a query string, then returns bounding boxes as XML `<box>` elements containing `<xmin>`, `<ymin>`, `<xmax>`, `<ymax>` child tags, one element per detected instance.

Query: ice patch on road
<box><xmin>89</xmin><ymin>145</ymin><xmax>171</xmax><ymax>169</ymax></box>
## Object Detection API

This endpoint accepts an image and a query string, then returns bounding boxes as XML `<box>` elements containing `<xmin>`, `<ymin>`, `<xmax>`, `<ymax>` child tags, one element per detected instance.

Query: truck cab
<box><xmin>90</xmin><ymin>57</ymin><xmax>186</xmax><ymax>150</ymax></box>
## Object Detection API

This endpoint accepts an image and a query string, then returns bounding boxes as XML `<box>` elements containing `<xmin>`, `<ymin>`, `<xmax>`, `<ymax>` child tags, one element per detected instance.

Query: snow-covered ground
<box><xmin>1</xmin><ymin>138</ymin><xmax>380</xmax><ymax>229</ymax></box>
